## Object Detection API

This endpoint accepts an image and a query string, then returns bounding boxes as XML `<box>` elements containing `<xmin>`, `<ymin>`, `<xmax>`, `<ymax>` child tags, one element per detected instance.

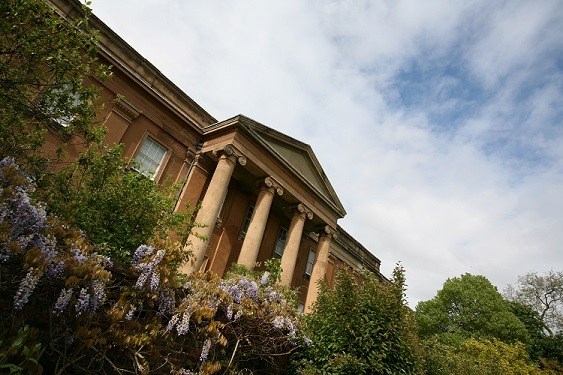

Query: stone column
<box><xmin>280</xmin><ymin>204</ymin><xmax>313</xmax><ymax>286</ymax></box>
<box><xmin>238</xmin><ymin>177</ymin><xmax>283</xmax><ymax>269</ymax></box>
<box><xmin>181</xmin><ymin>145</ymin><xmax>246</xmax><ymax>274</ymax></box>
<box><xmin>304</xmin><ymin>225</ymin><xmax>336</xmax><ymax>313</ymax></box>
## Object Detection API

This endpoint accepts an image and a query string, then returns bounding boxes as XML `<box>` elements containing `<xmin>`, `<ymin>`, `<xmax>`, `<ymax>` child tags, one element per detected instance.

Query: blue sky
<box><xmin>91</xmin><ymin>0</ymin><xmax>563</xmax><ymax>305</ymax></box>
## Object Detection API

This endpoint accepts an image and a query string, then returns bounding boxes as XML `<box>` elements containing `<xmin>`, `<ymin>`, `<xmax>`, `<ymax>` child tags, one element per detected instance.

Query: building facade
<box><xmin>49</xmin><ymin>0</ymin><xmax>385</xmax><ymax>312</ymax></box>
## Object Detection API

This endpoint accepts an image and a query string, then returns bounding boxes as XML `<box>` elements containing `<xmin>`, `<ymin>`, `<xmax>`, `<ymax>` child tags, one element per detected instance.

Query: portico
<box><xmin>180</xmin><ymin>115</ymin><xmax>346</xmax><ymax>309</ymax></box>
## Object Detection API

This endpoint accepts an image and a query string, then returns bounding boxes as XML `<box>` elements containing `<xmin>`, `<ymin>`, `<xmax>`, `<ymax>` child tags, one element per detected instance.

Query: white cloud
<box><xmin>91</xmin><ymin>0</ymin><xmax>563</xmax><ymax>306</ymax></box>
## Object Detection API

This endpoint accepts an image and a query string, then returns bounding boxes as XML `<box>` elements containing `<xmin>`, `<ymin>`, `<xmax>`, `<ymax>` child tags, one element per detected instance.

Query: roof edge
<box><xmin>52</xmin><ymin>0</ymin><xmax>217</xmax><ymax>130</ymax></box>
<box><xmin>205</xmin><ymin>115</ymin><xmax>347</xmax><ymax>218</ymax></box>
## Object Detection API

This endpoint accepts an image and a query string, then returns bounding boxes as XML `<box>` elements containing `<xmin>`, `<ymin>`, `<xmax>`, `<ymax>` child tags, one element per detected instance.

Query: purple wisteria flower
<box><xmin>125</xmin><ymin>305</ymin><xmax>136</xmax><ymax>320</ymax></box>
<box><xmin>200</xmin><ymin>338</ymin><xmax>211</xmax><ymax>362</ymax></box>
<box><xmin>133</xmin><ymin>246</ymin><xmax>165</xmax><ymax>291</ymax></box>
<box><xmin>53</xmin><ymin>288</ymin><xmax>74</xmax><ymax>315</ymax></box>
<box><xmin>226</xmin><ymin>304</ymin><xmax>234</xmax><ymax>320</ymax></box>
<box><xmin>220</xmin><ymin>277</ymin><xmax>260</xmax><ymax>303</ymax></box>
<box><xmin>132</xmin><ymin>244</ymin><xmax>155</xmax><ymax>265</ymax></box>
<box><xmin>176</xmin><ymin>311</ymin><xmax>192</xmax><ymax>335</ymax></box>
<box><xmin>90</xmin><ymin>280</ymin><xmax>106</xmax><ymax>311</ymax></box>
<box><xmin>75</xmin><ymin>288</ymin><xmax>90</xmax><ymax>315</ymax></box>
<box><xmin>166</xmin><ymin>314</ymin><xmax>180</xmax><ymax>333</ymax></box>
<box><xmin>271</xmin><ymin>315</ymin><xmax>297</xmax><ymax>339</ymax></box>
<box><xmin>46</xmin><ymin>260</ymin><xmax>65</xmax><ymax>278</ymax></box>
<box><xmin>260</xmin><ymin>271</ymin><xmax>270</xmax><ymax>285</ymax></box>
<box><xmin>0</xmin><ymin>158</ymin><xmax>49</xmax><ymax>263</ymax></box>
<box><xmin>14</xmin><ymin>268</ymin><xmax>41</xmax><ymax>310</ymax></box>
<box><xmin>71</xmin><ymin>247</ymin><xmax>87</xmax><ymax>263</ymax></box>
<box><xmin>158</xmin><ymin>289</ymin><xmax>175</xmax><ymax>316</ymax></box>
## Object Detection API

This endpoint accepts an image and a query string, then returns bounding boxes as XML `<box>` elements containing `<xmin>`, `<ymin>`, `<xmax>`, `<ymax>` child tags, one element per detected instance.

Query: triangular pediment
<box><xmin>238</xmin><ymin>116</ymin><xmax>346</xmax><ymax>217</ymax></box>
<box><xmin>202</xmin><ymin>115</ymin><xmax>346</xmax><ymax>217</ymax></box>
<box><xmin>259</xmin><ymin>135</ymin><xmax>332</xmax><ymax>198</ymax></box>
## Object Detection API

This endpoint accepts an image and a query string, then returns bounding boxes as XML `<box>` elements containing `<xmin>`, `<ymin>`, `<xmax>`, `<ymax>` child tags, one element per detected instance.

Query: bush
<box><xmin>422</xmin><ymin>337</ymin><xmax>545</xmax><ymax>375</ymax></box>
<box><xmin>295</xmin><ymin>266</ymin><xmax>421</xmax><ymax>374</ymax></box>
<box><xmin>0</xmin><ymin>158</ymin><xmax>303</xmax><ymax>374</ymax></box>
<box><xmin>43</xmin><ymin>145</ymin><xmax>191</xmax><ymax>263</ymax></box>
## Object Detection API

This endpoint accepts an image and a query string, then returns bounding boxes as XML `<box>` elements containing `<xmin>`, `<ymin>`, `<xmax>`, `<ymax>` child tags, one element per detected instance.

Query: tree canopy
<box><xmin>0</xmin><ymin>0</ymin><xmax>109</xmax><ymax>178</ymax></box>
<box><xmin>505</xmin><ymin>270</ymin><xmax>563</xmax><ymax>336</ymax></box>
<box><xmin>416</xmin><ymin>273</ymin><xmax>529</xmax><ymax>344</ymax></box>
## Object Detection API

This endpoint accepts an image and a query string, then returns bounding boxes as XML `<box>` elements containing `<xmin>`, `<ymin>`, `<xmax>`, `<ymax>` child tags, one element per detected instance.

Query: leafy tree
<box><xmin>505</xmin><ymin>270</ymin><xmax>563</xmax><ymax>336</ymax></box>
<box><xmin>296</xmin><ymin>266</ymin><xmax>421</xmax><ymax>374</ymax></box>
<box><xmin>508</xmin><ymin>300</ymin><xmax>547</xmax><ymax>360</ymax></box>
<box><xmin>416</xmin><ymin>273</ymin><xmax>529</xmax><ymax>344</ymax></box>
<box><xmin>1</xmin><ymin>0</ymin><xmax>190</xmax><ymax>262</ymax></box>
<box><xmin>0</xmin><ymin>0</ymin><xmax>109</xmax><ymax>179</ymax></box>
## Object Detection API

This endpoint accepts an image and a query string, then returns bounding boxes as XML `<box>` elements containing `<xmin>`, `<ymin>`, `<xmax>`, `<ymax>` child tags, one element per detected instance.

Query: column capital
<box><xmin>185</xmin><ymin>147</ymin><xmax>202</xmax><ymax>165</ymax></box>
<box><xmin>291</xmin><ymin>203</ymin><xmax>314</xmax><ymax>220</ymax></box>
<box><xmin>260</xmin><ymin>176</ymin><xmax>284</xmax><ymax>196</ymax></box>
<box><xmin>214</xmin><ymin>144</ymin><xmax>247</xmax><ymax>166</ymax></box>
<box><xmin>316</xmin><ymin>225</ymin><xmax>337</xmax><ymax>239</ymax></box>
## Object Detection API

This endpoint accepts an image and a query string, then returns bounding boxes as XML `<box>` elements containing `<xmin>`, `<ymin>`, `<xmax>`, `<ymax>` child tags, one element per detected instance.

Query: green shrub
<box><xmin>295</xmin><ymin>266</ymin><xmax>421</xmax><ymax>374</ymax></box>
<box><xmin>43</xmin><ymin>145</ymin><xmax>191</xmax><ymax>263</ymax></box>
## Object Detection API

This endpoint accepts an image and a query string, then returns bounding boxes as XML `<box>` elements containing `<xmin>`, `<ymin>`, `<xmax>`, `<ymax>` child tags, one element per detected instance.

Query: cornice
<box><xmin>334</xmin><ymin>225</ymin><xmax>383</xmax><ymax>276</ymax></box>
<box><xmin>50</xmin><ymin>0</ymin><xmax>216</xmax><ymax>133</ymax></box>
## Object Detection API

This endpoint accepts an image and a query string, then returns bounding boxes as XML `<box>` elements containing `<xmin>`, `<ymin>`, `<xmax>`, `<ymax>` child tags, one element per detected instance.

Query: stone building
<box><xmin>49</xmin><ymin>0</ymin><xmax>385</xmax><ymax>312</ymax></box>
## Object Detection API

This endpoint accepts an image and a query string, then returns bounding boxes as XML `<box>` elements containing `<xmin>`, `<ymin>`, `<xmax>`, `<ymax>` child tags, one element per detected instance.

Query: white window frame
<box><xmin>133</xmin><ymin>135</ymin><xmax>169</xmax><ymax>181</ymax></box>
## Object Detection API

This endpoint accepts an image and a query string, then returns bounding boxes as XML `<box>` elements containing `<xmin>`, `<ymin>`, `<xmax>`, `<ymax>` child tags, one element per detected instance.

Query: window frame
<box><xmin>39</xmin><ymin>83</ymin><xmax>83</xmax><ymax>129</ymax></box>
<box><xmin>239</xmin><ymin>202</ymin><xmax>255</xmax><ymax>238</ymax></box>
<box><xmin>273</xmin><ymin>226</ymin><xmax>288</xmax><ymax>258</ymax></box>
<box><xmin>305</xmin><ymin>249</ymin><xmax>316</xmax><ymax>277</ymax></box>
<box><xmin>132</xmin><ymin>133</ymin><xmax>170</xmax><ymax>182</ymax></box>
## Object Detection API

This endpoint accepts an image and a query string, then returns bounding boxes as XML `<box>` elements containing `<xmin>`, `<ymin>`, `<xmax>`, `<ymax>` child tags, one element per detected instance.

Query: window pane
<box><xmin>134</xmin><ymin>137</ymin><xmax>167</xmax><ymax>179</ymax></box>
<box><xmin>305</xmin><ymin>250</ymin><xmax>316</xmax><ymax>276</ymax></box>
<box><xmin>240</xmin><ymin>204</ymin><xmax>254</xmax><ymax>235</ymax></box>
<box><xmin>274</xmin><ymin>227</ymin><xmax>288</xmax><ymax>258</ymax></box>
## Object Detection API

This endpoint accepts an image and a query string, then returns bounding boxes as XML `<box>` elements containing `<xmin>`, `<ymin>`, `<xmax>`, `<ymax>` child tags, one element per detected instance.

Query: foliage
<box><xmin>42</xmin><ymin>144</ymin><xmax>192</xmax><ymax>263</ymax></box>
<box><xmin>1</xmin><ymin>0</ymin><xmax>189</xmax><ymax>263</ymax></box>
<box><xmin>229</xmin><ymin>257</ymin><xmax>284</xmax><ymax>286</ymax></box>
<box><xmin>505</xmin><ymin>270</ymin><xmax>563</xmax><ymax>336</ymax></box>
<box><xmin>1</xmin><ymin>1</ymin><xmax>302</xmax><ymax>374</ymax></box>
<box><xmin>508</xmin><ymin>301</ymin><xmax>549</xmax><ymax>361</ymax></box>
<box><xmin>416</xmin><ymin>273</ymin><xmax>530</xmax><ymax>344</ymax></box>
<box><xmin>0</xmin><ymin>0</ymin><xmax>110</xmax><ymax>178</ymax></box>
<box><xmin>422</xmin><ymin>337</ymin><xmax>545</xmax><ymax>375</ymax></box>
<box><xmin>0</xmin><ymin>325</ymin><xmax>42</xmax><ymax>374</ymax></box>
<box><xmin>295</xmin><ymin>265</ymin><xmax>421</xmax><ymax>374</ymax></box>
<box><xmin>0</xmin><ymin>158</ymin><xmax>303</xmax><ymax>374</ymax></box>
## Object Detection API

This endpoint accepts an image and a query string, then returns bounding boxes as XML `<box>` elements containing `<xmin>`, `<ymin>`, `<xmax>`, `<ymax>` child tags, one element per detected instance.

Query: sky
<box><xmin>90</xmin><ymin>0</ymin><xmax>563</xmax><ymax>306</ymax></box>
